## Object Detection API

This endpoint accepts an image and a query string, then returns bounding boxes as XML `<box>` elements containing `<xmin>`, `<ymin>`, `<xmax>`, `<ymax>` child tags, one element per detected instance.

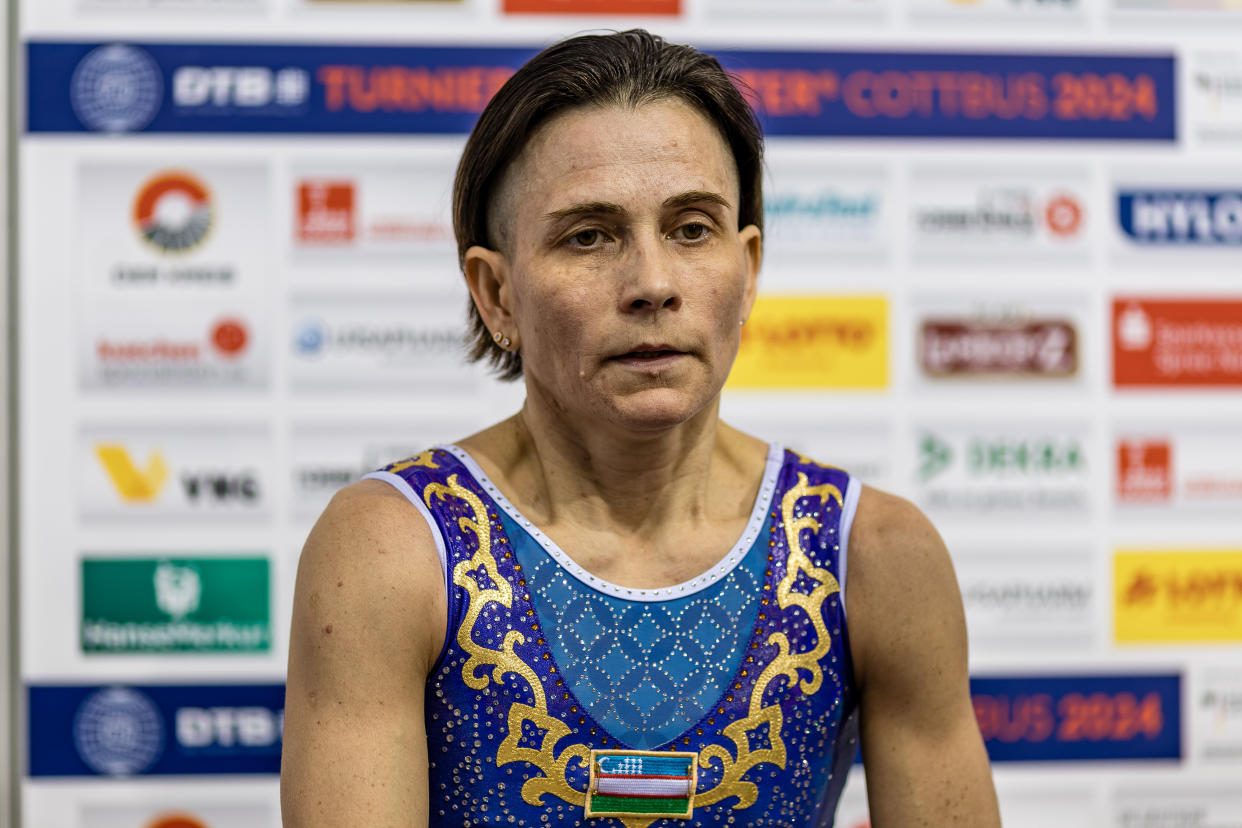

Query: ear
<box><xmin>738</xmin><ymin>224</ymin><xmax>762</xmax><ymax>323</ymax></box>
<box><xmin>464</xmin><ymin>245</ymin><xmax>518</xmax><ymax>344</ymax></box>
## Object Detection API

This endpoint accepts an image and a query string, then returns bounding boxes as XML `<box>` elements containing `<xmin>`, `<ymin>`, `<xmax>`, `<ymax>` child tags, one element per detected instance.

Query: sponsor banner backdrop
<box><xmin>760</xmin><ymin>158</ymin><xmax>891</xmax><ymax>267</ymax></box>
<box><xmin>18</xmin><ymin>4</ymin><xmax>1242</xmax><ymax>824</ymax></box>
<box><xmin>912</xmin><ymin>292</ymin><xmax>1088</xmax><ymax>389</ymax></box>
<box><xmin>913</xmin><ymin>422</ymin><xmax>1091</xmax><ymax>521</ymax></box>
<box><xmin>288</xmin><ymin>292</ymin><xmax>479</xmax><ymax>390</ymax></box>
<box><xmin>971</xmin><ymin>674</ymin><xmax>1182</xmax><ymax>762</ymax></box>
<box><xmin>28</xmin><ymin>683</ymin><xmax>284</xmax><ymax>777</ymax></box>
<box><xmin>1189</xmin><ymin>50</ymin><xmax>1242</xmax><ymax>144</ymax></box>
<box><xmin>1115</xmin><ymin>425</ymin><xmax>1242</xmax><ymax>514</ymax></box>
<box><xmin>80</xmin><ymin>424</ymin><xmax>272</xmax><ymax>521</ymax></box>
<box><xmin>79</xmin><ymin>162</ymin><xmax>270</xmax><ymax>295</ymax></box>
<box><xmin>1193</xmin><ymin>667</ymin><xmax>1242</xmax><ymax>763</ymax></box>
<box><xmin>909</xmin><ymin>165</ymin><xmax>1090</xmax><ymax>261</ymax></box>
<box><xmin>1112</xmin><ymin>790</ymin><xmax>1242</xmax><ymax>828</ymax></box>
<box><xmin>290</xmin><ymin>159</ymin><xmax>456</xmax><ymax>263</ymax></box>
<box><xmin>728</xmin><ymin>295</ymin><xmax>888</xmax><ymax>389</ymax></box>
<box><xmin>955</xmin><ymin>548</ymin><xmax>1095</xmax><ymax>650</ymax></box>
<box><xmin>81</xmin><ymin>557</ymin><xmax>271</xmax><ymax>654</ymax></box>
<box><xmin>1113</xmin><ymin>298</ymin><xmax>1242</xmax><ymax>388</ymax></box>
<box><xmin>81</xmin><ymin>802</ymin><xmax>273</xmax><ymax>828</ymax></box>
<box><xmin>1114</xmin><ymin>549</ymin><xmax>1242</xmax><ymax>644</ymax></box>
<box><xmin>28</xmin><ymin>42</ymin><xmax>1177</xmax><ymax>139</ymax></box>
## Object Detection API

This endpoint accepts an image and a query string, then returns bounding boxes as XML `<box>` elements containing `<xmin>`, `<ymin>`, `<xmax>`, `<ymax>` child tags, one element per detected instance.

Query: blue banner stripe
<box><xmin>26</xmin><ymin>41</ymin><xmax>1175</xmax><ymax>140</ymax></box>
<box><xmin>28</xmin><ymin>683</ymin><xmax>286</xmax><ymax>777</ymax></box>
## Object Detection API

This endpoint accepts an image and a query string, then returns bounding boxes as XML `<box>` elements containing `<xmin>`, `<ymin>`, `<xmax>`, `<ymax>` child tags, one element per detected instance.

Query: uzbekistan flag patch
<box><xmin>584</xmin><ymin>749</ymin><xmax>697</xmax><ymax>819</ymax></box>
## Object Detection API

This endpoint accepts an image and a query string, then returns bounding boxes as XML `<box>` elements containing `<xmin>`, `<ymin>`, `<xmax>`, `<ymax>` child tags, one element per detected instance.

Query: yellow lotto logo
<box><xmin>1114</xmin><ymin>549</ymin><xmax>1242</xmax><ymax>644</ymax></box>
<box><xmin>95</xmin><ymin>444</ymin><xmax>169</xmax><ymax>502</ymax></box>
<box><xmin>728</xmin><ymin>296</ymin><xmax>888</xmax><ymax>389</ymax></box>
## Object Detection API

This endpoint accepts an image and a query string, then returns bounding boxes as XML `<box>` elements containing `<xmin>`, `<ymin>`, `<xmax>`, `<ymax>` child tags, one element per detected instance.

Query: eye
<box><xmin>676</xmin><ymin>222</ymin><xmax>710</xmax><ymax>241</ymax></box>
<box><xmin>571</xmin><ymin>228</ymin><xmax>601</xmax><ymax>247</ymax></box>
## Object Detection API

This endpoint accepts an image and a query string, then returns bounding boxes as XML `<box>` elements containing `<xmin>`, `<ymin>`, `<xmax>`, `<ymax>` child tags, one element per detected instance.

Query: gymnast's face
<box><xmin>467</xmin><ymin>99</ymin><xmax>762</xmax><ymax>434</ymax></box>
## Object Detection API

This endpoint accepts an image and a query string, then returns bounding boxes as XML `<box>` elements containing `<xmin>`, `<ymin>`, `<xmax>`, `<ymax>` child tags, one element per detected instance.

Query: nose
<box><xmin>619</xmin><ymin>239</ymin><xmax>682</xmax><ymax>313</ymax></box>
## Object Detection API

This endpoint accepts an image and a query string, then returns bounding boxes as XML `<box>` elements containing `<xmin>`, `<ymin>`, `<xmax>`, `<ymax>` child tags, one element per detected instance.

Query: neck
<box><xmin>479</xmin><ymin>387</ymin><xmax>760</xmax><ymax>539</ymax></box>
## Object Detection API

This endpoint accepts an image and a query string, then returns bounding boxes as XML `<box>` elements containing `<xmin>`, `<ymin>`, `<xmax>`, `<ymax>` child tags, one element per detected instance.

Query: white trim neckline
<box><xmin>441</xmin><ymin>442</ymin><xmax>785</xmax><ymax>603</ymax></box>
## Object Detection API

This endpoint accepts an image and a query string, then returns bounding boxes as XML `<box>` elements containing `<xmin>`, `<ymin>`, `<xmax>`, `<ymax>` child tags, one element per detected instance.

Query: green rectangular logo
<box><xmin>81</xmin><ymin>556</ymin><xmax>271</xmax><ymax>653</ymax></box>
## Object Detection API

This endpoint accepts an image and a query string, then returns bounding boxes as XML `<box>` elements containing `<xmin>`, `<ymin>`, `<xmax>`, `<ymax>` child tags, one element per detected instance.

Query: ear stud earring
<box><xmin>493</xmin><ymin>330</ymin><xmax>511</xmax><ymax>349</ymax></box>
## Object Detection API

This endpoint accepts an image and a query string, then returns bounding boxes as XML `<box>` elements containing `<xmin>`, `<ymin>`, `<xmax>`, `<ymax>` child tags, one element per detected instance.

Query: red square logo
<box><xmin>1117</xmin><ymin>439</ymin><xmax>1172</xmax><ymax>502</ymax></box>
<box><xmin>297</xmin><ymin>180</ymin><xmax>355</xmax><ymax>244</ymax></box>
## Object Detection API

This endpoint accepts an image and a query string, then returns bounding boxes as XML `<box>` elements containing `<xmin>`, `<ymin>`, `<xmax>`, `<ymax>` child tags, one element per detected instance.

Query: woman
<box><xmin>281</xmin><ymin>30</ymin><xmax>1001</xmax><ymax>827</ymax></box>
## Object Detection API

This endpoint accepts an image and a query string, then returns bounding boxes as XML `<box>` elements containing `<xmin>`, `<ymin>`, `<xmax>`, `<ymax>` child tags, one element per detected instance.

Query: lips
<box><xmin>612</xmin><ymin>344</ymin><xmax>686</xmax><ymax>360</ymax></box>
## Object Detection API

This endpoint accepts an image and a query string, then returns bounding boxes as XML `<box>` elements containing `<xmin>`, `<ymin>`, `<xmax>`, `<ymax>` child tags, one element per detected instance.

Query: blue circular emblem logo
<box><xmin>72</xmin><ymin>686</ymin><xmax>165</xmax><ymax>776</ymax></box>
<box><xmin>295</xmin><ymin>320</ymin><xmax>327</xmax><ymax>356</ymax></box>
<box><xmin>70</xmin><ymin>44</ymin><xmax>163</xmax><ymax>133</ymax></box>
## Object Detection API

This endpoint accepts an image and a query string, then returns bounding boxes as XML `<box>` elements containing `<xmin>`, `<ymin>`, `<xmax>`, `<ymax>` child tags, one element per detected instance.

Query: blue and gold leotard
<box><xmin>365</xmin><ymin>443</ymin><xmax>861</xmax><ymax>827</ymax></box>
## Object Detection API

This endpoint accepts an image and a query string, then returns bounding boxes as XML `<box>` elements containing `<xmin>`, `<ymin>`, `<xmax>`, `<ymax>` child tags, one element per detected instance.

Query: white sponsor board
<box><xmin>79</xmin><ymin>301</ymin><xmax>268</xmax><ymax>390</ymax></box>
<box><xmin>706</xmin><ymin>0</ymin><xmax>885</xmax><ymax>19</ymax></box>
<box><xmin>81</xmin><ymin>801</ymin><xmax>273</xmax><ymax>828</ymax></box>
<box><xmin>80</xmin><ymin>424</ymin><xmax>272</xmax><ymax>521</ymax></box>
<box><xmin>1192</xmin><ymin>667</ymin><xmax>1242</xmax><ymax>763</ymax></box>
<box><xmin>761</xmin><ymin>159</ymin><xmax>890</xmax><ymax>265</ymax></box>
<box><xmin>1189</xmin><ymin>51</ymin><xmax>1242</xmax><ymax>143</ymax></box>
<box><xmin>1113</xmin><ymin>789</ymin><xmax>1242</xmax><ymax>828</ymax></box>
<box><xmin>716</xmin><ymin>408</ymin><xmax>893</xmax><ymax>490</ymax></box>
<box><xmin>910</xmin><ymin>165</ymin><xmax>1090</xmax><ymax>261</ymax></box>
<box><xmin>290</xmin><ymin>158</ymin><xmax>456</xmax><ymax>264</ymax></box>
<box><xmin>908</xmin><ymin>0</ymin><xmax>1084</xmax><ymax>22</ymax></box>
<box><xmin>81</xmin><ymin>0</ymin><xmax>263</xmax><ymax>8</ymax></box>
<box><xmin>1115</xmin><ymin>424</ymin><xmax>1242</xmax><ymax>516</ymax></box>
<box><xmin>955</xmin><ymin>548</ymin><xmax>1095</xmax><ymax>649</ymax></box>
<box><xmin>78</xmin><ymin>163</ymin><xmax>270</xmax><ymax>294</ymax></box>
<box><xmin>911</xmin><ymin>291</ymin><xmax>1089</xmax><ymax>391</ymax></box>
<box><xmin>998</xmin><ymin>789</ymin><xmax>1096</xmax><ymax>828</ymax></box>
<box><xmin>289</xmin><ymin>423</ymin><xmax>475</xmax><ymax>520</ymax></box>
<box><xmin>288</xmin><ymin>292</ymin><xmax>481</xmax><ymax>391</ymax></box>
<box><xmin>913</xmin><ymin>422</ymin><xmax>1092</xmax><ymax>520</ymax></box>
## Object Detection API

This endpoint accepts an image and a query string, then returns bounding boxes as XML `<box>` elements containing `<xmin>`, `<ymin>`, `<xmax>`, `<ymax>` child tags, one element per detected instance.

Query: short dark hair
<box><xmin>452</xmin><ymin>29</ymin><xmax>765</xmax><ymax>381</ymax></box>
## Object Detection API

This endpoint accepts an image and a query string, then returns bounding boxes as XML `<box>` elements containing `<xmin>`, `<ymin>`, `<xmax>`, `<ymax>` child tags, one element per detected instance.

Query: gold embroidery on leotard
<box><xmin>693</xmin><ymin>473</ymin><xmax>842</xmax><ymax>811</ymax></box>
<box><xmin>387</xmin><ymin>450</ymin><xmax>440</xmax><ymax>473</ymax></box>
<box><xmin>424</xmin><ymin>474</ymin><xmax>591</xmax><ymax>809</ymax></box>
<box><xmin>426</xmin><ymin>468</ymin><xmax>842</xmax><ymax>826</ymax></box>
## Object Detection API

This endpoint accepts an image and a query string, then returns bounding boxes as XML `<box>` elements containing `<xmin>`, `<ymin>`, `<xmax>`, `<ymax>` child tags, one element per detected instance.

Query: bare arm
<box><xmin>281</xmin><ymin>480</ymin><xmax>447</xmax><ymax>828</ymax></box>
<box><xmin>846</xmin><ymin>487</ymin><xmax>1001</xmax><ymax>827</ymax></box>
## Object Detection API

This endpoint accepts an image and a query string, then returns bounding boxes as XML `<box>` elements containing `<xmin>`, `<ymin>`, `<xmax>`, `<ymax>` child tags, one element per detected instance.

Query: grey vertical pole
<box><xmin>2</xmin><ymin>0</ymin><xmax>14</xmax><ymax>823</ymax></box>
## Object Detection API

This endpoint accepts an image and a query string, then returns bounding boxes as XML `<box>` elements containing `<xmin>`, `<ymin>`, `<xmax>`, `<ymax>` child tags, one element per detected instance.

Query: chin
<box><xmin>603</xmin><ymin>387</ymin><xmax>715</xmax><ymax>433</ymax></box>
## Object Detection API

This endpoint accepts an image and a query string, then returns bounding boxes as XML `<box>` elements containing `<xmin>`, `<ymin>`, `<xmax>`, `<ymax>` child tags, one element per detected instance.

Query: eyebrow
<box><xmin>540</xmin><ymin>191</ymin><xmax>733</xmax><ymax>224</ymax></box>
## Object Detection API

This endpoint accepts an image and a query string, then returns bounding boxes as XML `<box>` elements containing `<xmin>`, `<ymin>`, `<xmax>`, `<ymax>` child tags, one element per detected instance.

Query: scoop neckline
<box><xmin>440</xmin><ymin>442</ymin><xmax>785</xmax><ymax>603</ymax></box>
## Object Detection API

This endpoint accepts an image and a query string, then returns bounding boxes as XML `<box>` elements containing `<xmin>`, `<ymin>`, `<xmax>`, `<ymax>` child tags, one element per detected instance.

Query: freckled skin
<box><xmin>481</xmin><ymin>100</ymin><xmax>762</xmax><ymax>438</ymax></box>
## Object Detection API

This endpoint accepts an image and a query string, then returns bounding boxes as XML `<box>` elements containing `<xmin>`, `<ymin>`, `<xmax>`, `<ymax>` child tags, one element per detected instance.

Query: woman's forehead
<box><xmin>495</xmin><ymin>100</ymin><xmax>740</xmax><ymax>232</ymax></box>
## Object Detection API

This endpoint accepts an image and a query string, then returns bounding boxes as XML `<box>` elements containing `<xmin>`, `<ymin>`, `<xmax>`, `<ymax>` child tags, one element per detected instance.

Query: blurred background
<box><xmin>7</xmin><ymin>1</ymin><xmax>1242</xmax><ymax>826</ymax></box>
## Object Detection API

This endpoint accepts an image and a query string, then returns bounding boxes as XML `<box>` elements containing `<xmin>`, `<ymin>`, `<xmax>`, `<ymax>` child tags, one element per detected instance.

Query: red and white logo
<box><xmin>1117</xmin><ymin>439</ymin><xmax>1173</xmax><ymax>502</ymax></box>
<box><xmin>1113</xmin><ymin>298</ymin><xmax>1242</xmax><ymax>387</ymax></box>
<box><xmin>1045</xmin><ymin>194</ymin><xmax>1083</xmax><ymax>237</ymax></box>
<box><xmin>211</xmin><ymin>318</ymin><xmax>249</xmax><ymax>357</ymax></box>
<box><xmin>297</xmin><ymin>179</ymin><xmax>355</xmax><ymax>244</ymax></box>
<box><xmin>133</xmin><ymin>171</ymin><xmax>214</xmax><ymax>253</ymax></box>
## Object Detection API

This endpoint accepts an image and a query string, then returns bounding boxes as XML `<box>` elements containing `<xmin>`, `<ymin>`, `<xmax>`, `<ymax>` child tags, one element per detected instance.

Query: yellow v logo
<box><xmin>95</xmin><ymin>444</ymin><xmax>169</xmax><ymax>502</ymax></box>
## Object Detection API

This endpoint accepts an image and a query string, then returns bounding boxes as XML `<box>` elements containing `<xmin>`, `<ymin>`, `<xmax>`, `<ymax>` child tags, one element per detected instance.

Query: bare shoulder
<box><xmin>293</xmin><ymin>477</ymin><xmax>447</xmax><ymax>675</ymax></box>
<box><xmin>845</xmin><ymin>485</ymin><xmax>964</xmax><ymax>691</ymax></box>
<box><xmin>282</xmin><ymin>478</ymin><xmax>445</xmax><ymax>825</ymax></box>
